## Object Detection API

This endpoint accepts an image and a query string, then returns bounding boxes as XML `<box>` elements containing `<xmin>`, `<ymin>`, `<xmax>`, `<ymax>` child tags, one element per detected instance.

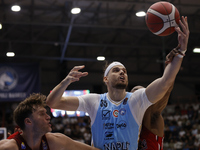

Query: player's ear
<box><xmin>103</xmin><ymin>76</ymin><xmax>108</xmax><ymax>83</ymax></box>
<box><xmin>24</xmin><ymin>118</ymin><xmax>32</xmax><ymax>125</ymax></box>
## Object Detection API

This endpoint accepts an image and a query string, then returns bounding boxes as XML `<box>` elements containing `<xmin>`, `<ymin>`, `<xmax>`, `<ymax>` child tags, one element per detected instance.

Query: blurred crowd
<box><xmin>51</xmin><ymin>115</ymin><xmax>92</xmax><ymax>145</ymax></box>
<box><xmin>163</xmin><ymin>102</ymin><xmax>200</xmax><ymax>150</ymax></box>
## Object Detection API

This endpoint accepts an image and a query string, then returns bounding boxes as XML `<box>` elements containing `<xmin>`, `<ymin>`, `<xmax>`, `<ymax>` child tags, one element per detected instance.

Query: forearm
<box><xmin>73</xmin><ymin>140</ymin><xmax>100</xmax><ymax>150</ymax></box>
<box><xmin>46</xmin><ymin>65</ymin><xmax>88</xmax><ymax>110</ymax></box>
<box><xmin>146</xmin><ymin>55</ymin><xmax>182</xmax><ymax>103</ymax></box>
<box><xmin>51</xmin><ymin>133</ymin><xmax>100</xmax><ymax>150</ymax></box>
<box><xmin>162</xmin><ymin>55</ymin><xmax>183</xmax><ymax>86</ymax></box>
<box><xmin>46</xmin><ymin>78</ymin><xmax>70</xmax><ymax>108</ymax></box>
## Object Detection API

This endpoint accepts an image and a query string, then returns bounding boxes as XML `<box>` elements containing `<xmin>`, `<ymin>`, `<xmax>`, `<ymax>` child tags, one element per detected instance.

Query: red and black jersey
<box><xmin>7</xmin><ymin>131</ymin><xmax>20</xmax><ymax>139</ymax></box>
<box><xmin>10</xmin><ymin>132</ymin><xmax>50</xmax><ymax>150</ymax></box>
<box><xmin>138</xmin><ymin>125</ymin><xmax>164</xmax><ymax>150</ymax></box>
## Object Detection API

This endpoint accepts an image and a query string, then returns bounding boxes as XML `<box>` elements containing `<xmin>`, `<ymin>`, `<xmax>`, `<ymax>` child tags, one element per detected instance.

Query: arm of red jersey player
<box><xmin>142</xmin><ymin>83</ymin><xmax>174</xmax><ymax>135</ymax></box>
<box><xmin>46</xmin><ymin>132</ymin><xmax>100</xmax><ymax>150</ymax></box>
<box><xmin>46</xmin><ymin>65</ymin><xmax>88</xmax><ymax>111</ymax></box>
<box><xmin>145</xmin><ymin>16</ymin><xmax>189</xmax><ymax>104</ymax></box>
<box><xmin>165</xmin><ymin>45</ymin><xmax>185</xmax><ymax>66</ymax></box>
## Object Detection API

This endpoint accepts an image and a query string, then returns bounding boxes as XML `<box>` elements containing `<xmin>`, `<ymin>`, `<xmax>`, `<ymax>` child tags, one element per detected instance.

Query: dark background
<box><xmin>0</xmin><ymin>0</ymin><xmax>200</xmax><ymax>104</ymax></box>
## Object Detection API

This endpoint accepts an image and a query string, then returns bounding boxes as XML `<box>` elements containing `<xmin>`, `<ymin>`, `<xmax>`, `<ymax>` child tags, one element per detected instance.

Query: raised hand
<box><xmin>175</xmin><ymin>16</ymin><xmax>190</xmax><ymax>52</ymax></box>
<box><xmin>65</xmin><ymin>65</ymin><xmax>88</xmax><ymax>84</ymax></box>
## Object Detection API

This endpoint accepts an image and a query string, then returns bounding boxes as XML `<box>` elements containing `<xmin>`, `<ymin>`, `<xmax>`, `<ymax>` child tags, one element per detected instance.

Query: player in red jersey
<box><xmin>132</xmin><ymin>46</ymin><xmax>184</xmax><ymax>150</ymax></box>
<box><xmin>132</xmin><ymin>85</ymin><xmax>173</xmax><ymax>150</ymax></box>
<box><xmin>0</xmin><ymin>93</ymin><xmax>100</xmax><ymax>150</ymax></box>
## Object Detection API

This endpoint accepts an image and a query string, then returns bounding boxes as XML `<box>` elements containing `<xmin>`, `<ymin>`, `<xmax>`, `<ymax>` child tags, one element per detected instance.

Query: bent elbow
<box><xmin>46</xmin><ymin>98</ymin><xmax>54</xmax><ymax>108</ymax></box>
<box><xmin>163</xmin><ymin>79</ymin><xmax>174</xmax><ymax>90</ymax></box>
<box><xmin>161</xmin><ymin>74</ymin><xmax>175</xmax><ymax>90</ymax></box>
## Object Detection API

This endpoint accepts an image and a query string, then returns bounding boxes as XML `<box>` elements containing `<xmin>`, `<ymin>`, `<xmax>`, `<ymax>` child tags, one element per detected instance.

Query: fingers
<box><xmin>181</xmin><ymin>16</ymin><xmax>189</xmax><ymax>31</ymax></box>
<box><xmin>68</xmin><ymin>65</ymin><xmax>88</xmax><ymax>82</ymax></box>
<box><xmin>69</xmin><ymin>71</ymin><xmax>88</xmax><ymax>79</ymax></box>
<box><xmin>71</xmin><ymin>65</ymin><xmax>85</xmax><ymax>72</ymax></box>
<box><xmin>175</xmin><ymin>26</ymin><xmax>184</xmax><ymax>37</ymax></box>
<box><xmin>175</xmin><ymin>16</ymin><xmax>190</xmax><ymax>52</ymax></box>
<box><xmin>175</xmin><ymin>16</ymin><xmax>189</xmax><ymax>36</ymax></box>
<box><xmin>178</xmin><ymin>16</ymin><xmax>187</xmax><ymax>34</ymax></box>
<box><xmin>71</xmin><ymin>65</ymin><xmax>88</xmax><ymax>77</ymax></box>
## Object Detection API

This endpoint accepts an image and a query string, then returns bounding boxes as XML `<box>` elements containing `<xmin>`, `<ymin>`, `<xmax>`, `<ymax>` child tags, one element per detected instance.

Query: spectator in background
<box><xmin>174</xmin><ymin>139</ymin><xmax>183</xmax><ymax>150</ymax></box>
<box><xmin>188</xmin><ymin>135</ymin><xmax>195</xmax><ymax>150</ymax></box>
<box><xmin>182</xmin><ymin>140</ymin><xmax>190</xmax><ymax>150</ymax></box>
<box><xmin>168</xmin><ymin>139</ymin><xmax>175</xmax><ymax>150</ymax></box>
<box><xmin>83</xmin><ymin>127</ymin><xmax>92</xmax><ymax>145</ymax></box>
<box><xmin>194</xmin><ymin>138</ymin><xmax>200</xmax><ymax>150</ymax></box>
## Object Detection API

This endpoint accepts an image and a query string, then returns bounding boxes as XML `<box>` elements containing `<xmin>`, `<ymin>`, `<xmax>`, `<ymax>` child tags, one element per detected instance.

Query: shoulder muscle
<box><xmin>0</xmin><ymin>139</ymin><xmax>18</xmax><ymax>150</ymax></box>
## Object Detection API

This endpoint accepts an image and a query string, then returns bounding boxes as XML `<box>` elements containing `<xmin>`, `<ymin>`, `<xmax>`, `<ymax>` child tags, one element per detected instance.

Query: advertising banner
<box><xmin>0</xmin><ymin>63</ymin><xmax>40</xmax><ymax>101</ymax></box>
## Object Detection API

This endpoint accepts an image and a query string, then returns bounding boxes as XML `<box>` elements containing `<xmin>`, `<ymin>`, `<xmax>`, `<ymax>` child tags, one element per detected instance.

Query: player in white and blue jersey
<box><xmin>46</xmin><ymin>16</ymin><xmax>189</xmax><ymax>150</ymax></box>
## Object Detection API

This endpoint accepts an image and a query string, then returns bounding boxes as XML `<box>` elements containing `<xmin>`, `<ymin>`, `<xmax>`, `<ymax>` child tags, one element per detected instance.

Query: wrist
<box><xmin>177</xmin><ymin>49</ymin><xmax>186</xmax><ymax>58</ymax></box>
<box><xmin>178</xmin><ymin>49</ymin><xmax>187</xmax><ymax>54</ymax></box>
<box><xmin>61</xmin><ymin>78</ymin><xmax>71</xmax><ymax>86</ymax></box>
<box><xmin>177</xmin><ymin>54</ymin><xmax>184</xmax><ymax>58</ymax></box>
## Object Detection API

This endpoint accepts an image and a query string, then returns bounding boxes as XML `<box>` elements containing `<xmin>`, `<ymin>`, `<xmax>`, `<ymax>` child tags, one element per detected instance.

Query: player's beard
<box><xmin>112</xmin><ymin>82</ymin><xmax>128</xmax><ymax>89</ymax></box>
<box><xmin>32</xmin><ymin>121</ymin><xmax>52</xmax><ymax>135</ymax></box>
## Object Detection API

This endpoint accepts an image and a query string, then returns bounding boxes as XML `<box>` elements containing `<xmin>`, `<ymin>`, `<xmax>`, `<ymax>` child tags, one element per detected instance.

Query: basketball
<box><xmin>145</xmin><ymin>1</ymin><xmax>180</xmax><ymax>36</ymax></box>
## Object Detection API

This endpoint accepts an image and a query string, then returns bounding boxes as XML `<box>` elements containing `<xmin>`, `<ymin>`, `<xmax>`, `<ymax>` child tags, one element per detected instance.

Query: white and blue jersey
<box><xmin>77</xmin><ymin>88</ymin><xmax>152</xmax><ymax>150</ymax></box>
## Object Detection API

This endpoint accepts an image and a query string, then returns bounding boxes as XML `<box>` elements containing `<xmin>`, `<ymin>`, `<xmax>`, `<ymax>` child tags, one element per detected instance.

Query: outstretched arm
<box><xmin>47</xmin><ymin>133</ymin><xmax>100</xmax><ymax>150</ymax></box>
<box><xmin>46</xmin><ymin>65</ymin><xmax>88</xmax><ymax>111</ymax></box>
<box><xmin>146</xmin><ymin>16</ymin><xmax>189</xmax><ymax>104</ymax></box>
<box><xmin>149</xmin><ymin>46</ymin><xmax>181</xmax><ymax>112</ymax></box>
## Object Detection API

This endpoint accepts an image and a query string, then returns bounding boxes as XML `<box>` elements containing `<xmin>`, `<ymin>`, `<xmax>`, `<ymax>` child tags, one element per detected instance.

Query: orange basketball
<box><xmin>145</xmin><ymin>1</ymin><xmax>180</xmax><ymax>36</ymax></box>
